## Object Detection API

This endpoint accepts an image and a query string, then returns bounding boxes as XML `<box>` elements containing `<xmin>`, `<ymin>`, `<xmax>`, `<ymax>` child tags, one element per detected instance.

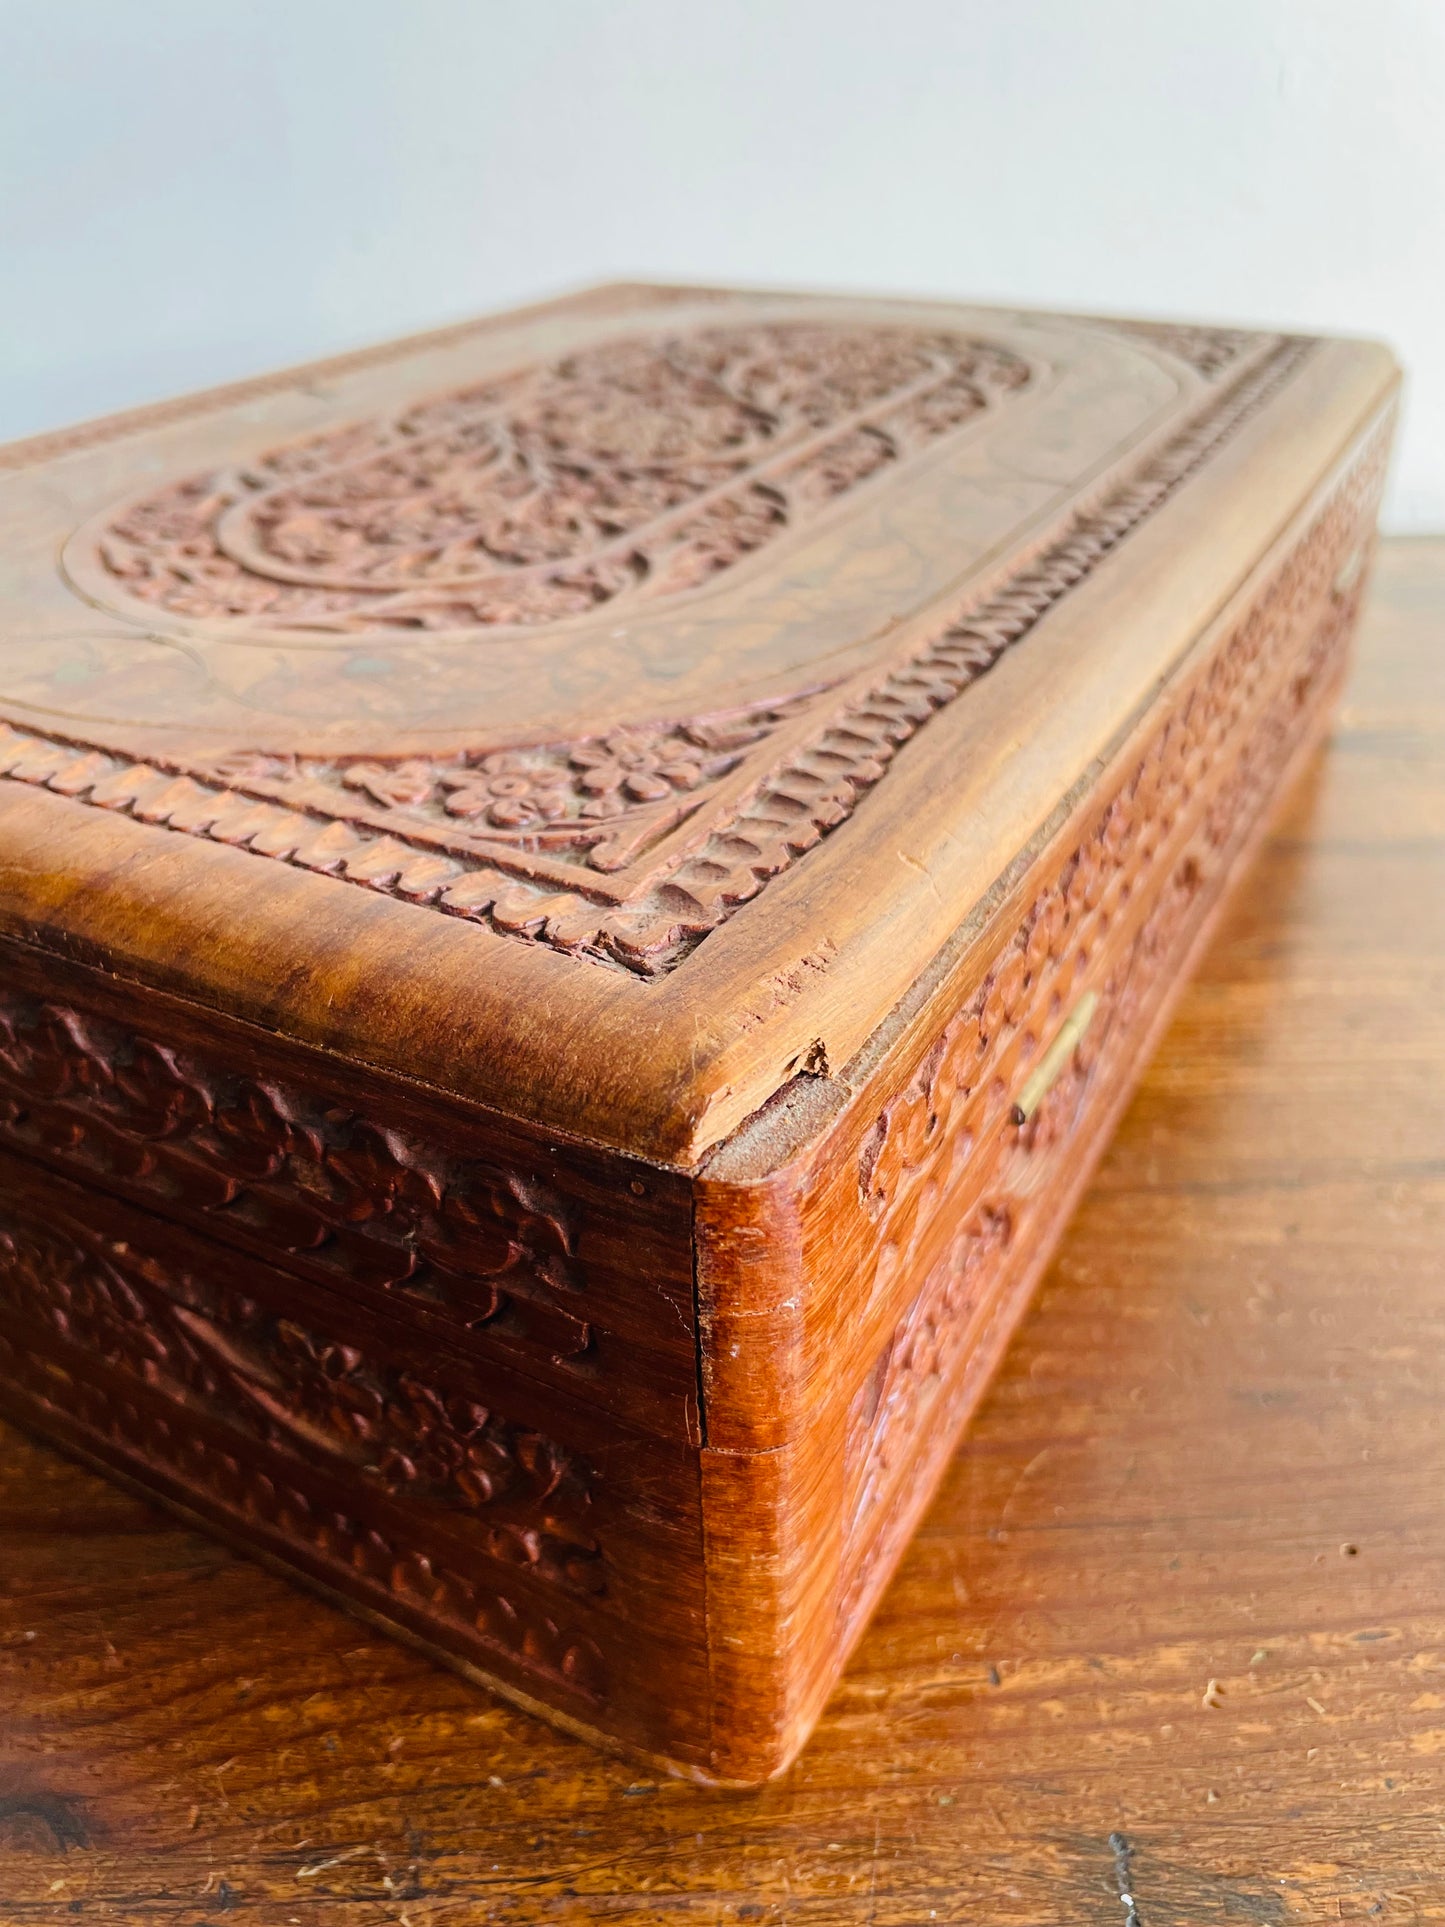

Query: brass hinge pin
<box><xmin>1011</xmin><ymin>989</ymin><xmax>1099</xmax><ymax>1126</ymax></box>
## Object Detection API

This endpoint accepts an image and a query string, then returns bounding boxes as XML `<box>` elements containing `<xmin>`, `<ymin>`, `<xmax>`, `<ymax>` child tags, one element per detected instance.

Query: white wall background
<box><xmin>2</xmin><ymin>0</ymin><xmax>1441</xmax><ymax>528</ymax></box>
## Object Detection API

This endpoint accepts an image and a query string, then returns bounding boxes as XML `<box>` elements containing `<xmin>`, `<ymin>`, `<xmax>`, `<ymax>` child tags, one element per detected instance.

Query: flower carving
<box><xmin>342</xmin><ymin>759</ymin><xmax>437</xmax><ymax>810</ymax></box>
<box><xmin>109</xmin><ymin>1038</ymin><xmax>212</xmax><ymax>1141</ymax></box>
<box><xmin>570</xmin><ymin>731</ymin><xmax>705</xmax><ymax>812</ymax></box>
<box><xmin>70</xmin><ymin>323</ymin><xmax>1033</xmax><ymax>638</ymax></box>
<box><xmin>429</xmin><ymin>730</ymin><xmax>711</xmax><ymax>834</ymax></box>
<box><xmin>170</xmin><ymin>698</ymin><xmax>805</xmax><ymax>877</ymax></box>
<box><xmin>209</xmin><ymin>1082</ymin><xmax>318</xmax><ymax>1183</ymax></box>
<box><xmin>440</xmin><ymin>755</ymin><xmax>572</xmax><ymax>829</ymax></box>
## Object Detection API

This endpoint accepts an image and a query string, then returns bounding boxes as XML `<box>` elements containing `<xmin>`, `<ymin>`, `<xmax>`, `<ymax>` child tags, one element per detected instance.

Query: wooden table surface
<box><xmin>2</xmin><ymin>536</ymin><xmax>1443</xmax><ymax>1925</ymax></box>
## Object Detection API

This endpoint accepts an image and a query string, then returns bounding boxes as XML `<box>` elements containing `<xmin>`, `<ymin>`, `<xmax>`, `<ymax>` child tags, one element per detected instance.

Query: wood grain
<box><xmin>0</xmin><ymin>288</ymin><xmax>1399</xmax><ymax>1161</ymax></box>
<box><xmin>0</xmin><ymin>534</ymin><xmax>1441</xmax><ymax>1917</ymax></box>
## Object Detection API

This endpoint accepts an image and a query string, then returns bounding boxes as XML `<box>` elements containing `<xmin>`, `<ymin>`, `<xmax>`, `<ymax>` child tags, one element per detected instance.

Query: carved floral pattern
<box><xmin>173</xmin><ymin>694</ymin><xmax>815</xmax><ymax>878</ymax></box>
<box><xmin>1</xmin><ymin>332</ymin><xmax>1315</xmax><ymax>976</ymax></box>
<box><xmin>0</xmin><ymin>1310</ymin><xmax>606</xmax><ymax>1699</ymax></box>
<box><xmin>72</xmin><ymin>324</ymin><xmax>1031</xmax><ymax>636</ymax></box>
<box><xmin>619</xmin><ymin>339</ymin><xmax>1319</xmax><ymax>973</ymax></box>
<box><xmin>0</xmin><ymin>993</ymin><xmax>590</xmax><ymax>1363</ymax></box>
<box><xmin>837</xmin><ymin>459</ymin><xmax>1375</xmax><ymax>1610</ymax></box>
<box><xmin>0</xmin><ymin>1205</ymin><xmax>600</xmax><ymax>1592</ymax></box>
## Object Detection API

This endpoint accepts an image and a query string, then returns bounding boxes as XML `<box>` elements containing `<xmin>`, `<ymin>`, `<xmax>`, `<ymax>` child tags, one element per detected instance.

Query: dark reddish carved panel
<box><xmin>0</xmin><ymin>1203</ymin><xmax>600</xmax><ymax>1593</ymax></box>
<box><xmin>0</xmin><ymin>991</ymin><xmax>585</xmax><ymax>1347</ymax></box>
<box><xmin>0</xmin><ymin>944</ymin><xmax>700</xmax><ymax>1441</ymax></box>
<box><xmin>0</xmin><ymin>1152</ymin><xmax>712</xmax><ymax>1760</ymax></box>
<box><xmin>829</xmin><ymin>439</ymin><xmax>1382</xmax><ymax>1623</ymax></box>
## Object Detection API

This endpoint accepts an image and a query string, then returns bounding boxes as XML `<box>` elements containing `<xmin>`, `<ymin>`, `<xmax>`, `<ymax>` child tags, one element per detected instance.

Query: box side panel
<box><xmin>694</xmin><ymin>404</ymin><xmax>1393</xmax><ymax>1782</ymax></box>
<box><xmin>0</xmin><ymin>942</ymin><xmax>719</xmax><ymax>1771</ymax></box>
<box><xmin>0</xmin><ymin>1147</ymin><xmax>716</xmax><ymax>1771</ymax></box>
<box><xmin>0</xmin><ymin>945</ymin><xmax>699</xmax><ymax>1443</ymax></box>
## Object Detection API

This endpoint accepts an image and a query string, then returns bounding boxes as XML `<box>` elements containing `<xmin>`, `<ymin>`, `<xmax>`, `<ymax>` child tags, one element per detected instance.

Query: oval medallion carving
<box><xmin>64</xmin><ymin>324</ymin><xmax>1031</xmax><ymax>640</ymax></box>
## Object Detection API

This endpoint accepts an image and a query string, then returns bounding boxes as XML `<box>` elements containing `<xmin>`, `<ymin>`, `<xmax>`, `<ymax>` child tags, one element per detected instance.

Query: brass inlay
<box><xmin>1011</xmin><ymin>990</ymin><xmax>1098</xmax><ymax>1126</ymax></box>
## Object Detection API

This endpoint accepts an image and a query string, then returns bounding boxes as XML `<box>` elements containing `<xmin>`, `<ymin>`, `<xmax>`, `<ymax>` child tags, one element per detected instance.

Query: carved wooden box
<box><xmin>0</xmin><ymin>285</ymin><xmax>1397</xmax><ymax>1782</ymax></box>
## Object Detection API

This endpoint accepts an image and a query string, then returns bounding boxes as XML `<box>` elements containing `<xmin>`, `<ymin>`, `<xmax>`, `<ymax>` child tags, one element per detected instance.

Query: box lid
<box><xmin>0</xmin><ymin>284</ymin><xmax>1397</xmax><ymax>1165</ymax></box>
